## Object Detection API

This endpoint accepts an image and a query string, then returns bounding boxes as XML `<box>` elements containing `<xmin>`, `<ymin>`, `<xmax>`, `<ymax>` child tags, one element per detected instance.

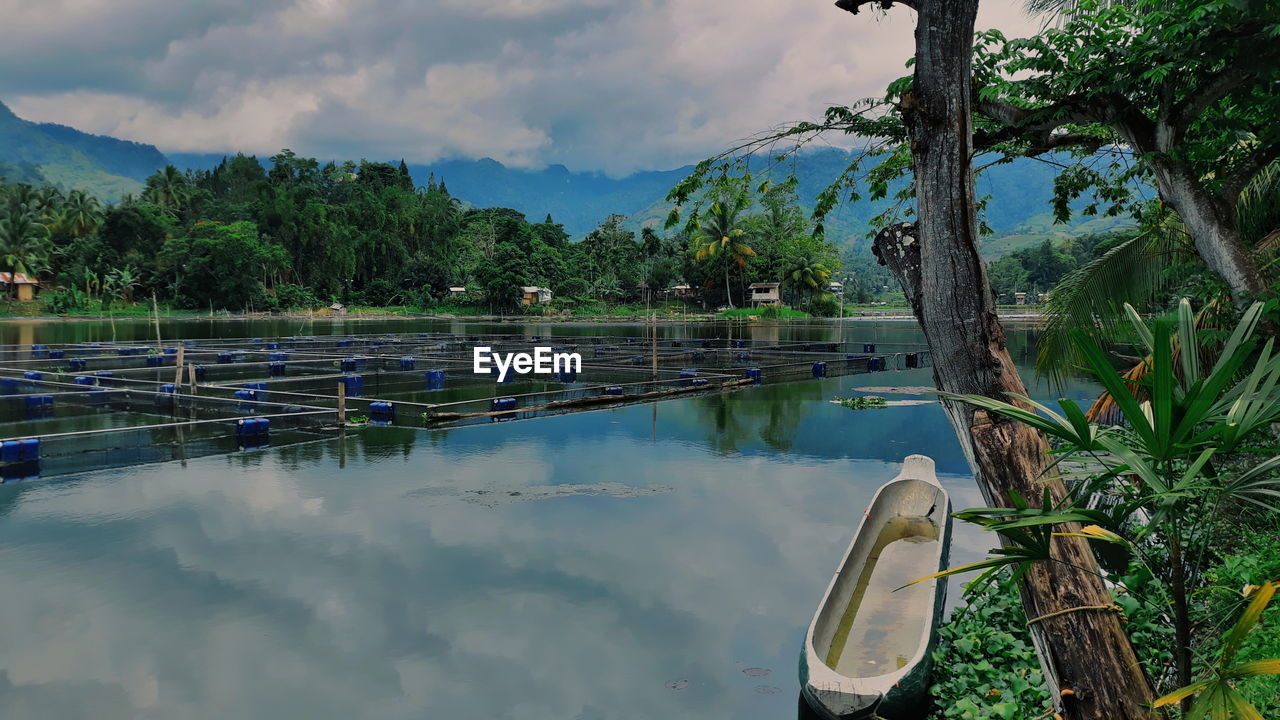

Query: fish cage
<box><xmin>0</xmin><ymin>331</ymin><xmax>930</xmax><ymax>480</ymax></box>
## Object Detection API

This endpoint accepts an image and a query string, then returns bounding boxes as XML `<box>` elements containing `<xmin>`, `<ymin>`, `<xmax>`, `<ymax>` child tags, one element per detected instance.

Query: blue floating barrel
<box><xmin>49</xmin><ymin>349</ymin><xmax>65</xmax><ymax>359</ymax></box>
<box><xmin>556</xmin><ymin>368</ymin><xmax>577</xmax><ymax>383</ymax></box>
<box><xmin>94</xmin><ymin>371</ymin><xmax>114</xmax><ymax>380</ymax></box>
<box><xmin>687</xmin><ymin>350</ymin><xmax>705</xmax><ymax>362</ymax></box>
<box><xmin>1</xmin><ymin>438</ymin><xmax>40</xmax><ymax>463</ymax></box>
<box><xmin>24</xmin><ymin>395</ymin><xmax>53</xmax><ymax>417</ymax></box>
<box><xmin>74</xmin><ymin>376</ymin><xmax>95</xmax><ymax>386</ymax></box>
<box><xmin>161</xmin><ymin>384</ymin><xmax>175</xmax><ymax>393</ymax></box>
<box><xmin>269</xmin><ymin>352</ymin><xmax>288</xmax><ymax>362</ymax></box>
<box><xmin>869</xmin><ymin>357</ymin><xmax>884</xmax><ymax>372</ymax></box>
<box><xmin>69</xmin><ymin>358</ymin><xmax>86</xmax><ymax>371</ymax></box>
<box><xmin>252</xmin><ymin>338</ymin><xmax>263</xmax><ymax>344</ymax></box>
<box><xmin>340</xmin><ymin>358</ymin><xmax>358</xmax><ymax>373</ymax></box>
<box><xmin>680</xmin><ymin>369</ymin><xmax>698</xmax><ymax>386</ymax></box>
<box><xmin>266</xmin><ymin>342</ymin><xmax>279</xmax><ymax>350</ymax></box>
<box><xmin>745</xmin><ymin>368</ymin><xmax>763</xmax><ymax>383</ymax></box>
<box><xmin>603</xmin><ymin>386</ymin><xmax>624</xmax><ymax>396</ymax></box>
<box><xmin>625</xmin><ymin>337</ymin><xmax>635</xmax><ymax>344</ymax></box>
<box><xmin>243</xmin><ymin>382</ymin><xmax>267</xmax><ymax>399</ymax></box>
<box><xmin>400</xmin><ymin>356</ymin><xmax>416</xmax><ymax>371</ymax></box>
<box><xmin>336</xmin><ymin>340</ymin><xmax>352</xmax><ymax>348</ymax></box>
<box><xmin>370</xmin><ymin>401</ymin><xmax>395</xmax><ymax>421</ymax></box>
<box><xmin>194</xmin><ymin>365</ymin><xmax>208</xmax><ymax>380</ymax></box>
<box><xmin>863</xmin><ymin>343</ymin><xmax>876</xmax><ymax>353</ymax></box>
<box><xmin>217</xmin><ymin>353</ymin><xmax>233</xmax><ymax>364</ymax></box>
<box><xmin>23</xmin><ymin>371</ymin><xmax>42</xmax><ymax>381</ymax></box>
<box><xmin>490</xmin><ymin>397</ymin><xmax>517</xmax><ymax>412</ymax></box>
<box><xmin>342</xmin><ymin>375</ymin><xmax>364</xmax><ymax>396</ymax></box>
<box><xmin>182</xmin><ymin>339</ymin><xmax>195</xmax><ymax>347</ymax></box>
<box><xmin>425</xmin><ymin>370</ymin><xmax>446</xmax><ymax>390</ymax></box>
<box><xmin>0</xmin><ymin>378</ymin><xmax>18</xmax><ymax>395</ymax></box>
<box><xmin>146</xmin><ymin>355</ymin><xmax>163</xmax><ymax>367</ymax></box>
<box><xmin>235</xmin><ymin>389</ymin><xmax>257</xmax><ymax>402</ymax></box>
<box><xmin>691</xmin><ymin>378</ymin><xmax>709</xmax><ymax>386</ymax></box>
<box><xmin>812</xmin><ymin>361</ymin><xmax>828</xmax><ymax>378</ymax></box>
<box><xmin>630</xmin><ymin>355</ymin><xmax>645</xmax><ymax>365</ymax></box>
<box><xmin>235</xmin><ymin>417</ymin><xmax>270</xmax><ymax>440</ymax></box>
<box><xmin>31</xmin><ymin>344</ymin><xmax>48</xmax><ymax>359</ymax></box>
<box><xmin>163</xmin><ymin>347</ymin><xmax>177</xmax><ymax>355</ymax></box>
<box><xmin>732</xmin><ymin>339</ymin><xmax>747</xmax><ymax>348</ymax></box>
<box><xmin>31</xmin><ymin>344</ymin><xmax>45</xmax><ymax>350</ymax></box>
<box><xmin>269</xmin><ymin>362</ymin><xmax>286</xmax><ymax>377</ymax></box>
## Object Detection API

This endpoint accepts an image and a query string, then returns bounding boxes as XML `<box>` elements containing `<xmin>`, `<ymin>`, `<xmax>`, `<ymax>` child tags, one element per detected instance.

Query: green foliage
<box><xmin>718</xmin><ymin>305</ymin><xmax>809</xmax><ymax>320</ymax></box>
<box><xmin>43</xmin><ymin>288</ymin><xmax>91</xmax><ymax>314</ymax></box>
<box><xmin>927</xmin><ymin>576</ymin><xmax>1050</xmax><ymax>720</ymax></box>
<box><xmin>833</xmin><ymin>395</ymin><xmax>887</xmax><ymax>410</ymax></box>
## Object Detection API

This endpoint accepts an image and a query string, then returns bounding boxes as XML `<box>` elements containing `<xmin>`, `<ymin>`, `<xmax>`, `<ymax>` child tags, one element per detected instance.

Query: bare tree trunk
<box><xmin>848</xmin><ymin>0</ymin><xmax>1157</xmax><ymax>717</ymax></box>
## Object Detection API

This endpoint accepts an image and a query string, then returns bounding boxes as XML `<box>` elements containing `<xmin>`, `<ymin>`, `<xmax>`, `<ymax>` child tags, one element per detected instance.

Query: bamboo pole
<box><xmin>188</xmin><ymin>363</ymin><xmax>197</xmax><ymax>395</ymax></box>
<box><xmin>337</xmin><ymin>381</ymin><xmax>347</xmax><ymax>424</ymax></box>
<box><xmin>174</xmin><ymin>346</ymin><xmax>185</xmax><ymax>391</ymax></box>
<box><xmin>650</xmin><ymin>312</ymin><xmax>657</xmax><ymax>380</ymax></box>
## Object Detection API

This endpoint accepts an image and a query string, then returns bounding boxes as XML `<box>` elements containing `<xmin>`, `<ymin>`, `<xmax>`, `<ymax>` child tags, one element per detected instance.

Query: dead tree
<box><xmin>838</xmin><ymin>1</ymin><xmax>1157</xmax><ymax>717</ymax></box>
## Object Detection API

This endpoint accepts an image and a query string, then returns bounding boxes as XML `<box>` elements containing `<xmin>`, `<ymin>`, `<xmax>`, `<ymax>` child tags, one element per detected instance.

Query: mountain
<box><xmin>0</xmin><ymin>101</ymin><xmax>168</xmax><ymax>201</ymax></box>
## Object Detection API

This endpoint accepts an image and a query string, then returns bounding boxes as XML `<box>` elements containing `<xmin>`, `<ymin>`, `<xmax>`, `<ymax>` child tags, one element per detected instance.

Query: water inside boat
<box><xmin>824</xmin><ymin>515</ymin><xmax>940</xmax><ymax>676</ymax></box>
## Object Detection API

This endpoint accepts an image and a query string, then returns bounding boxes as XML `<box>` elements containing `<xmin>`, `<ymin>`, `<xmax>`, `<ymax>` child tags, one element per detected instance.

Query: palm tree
<box><xmin>62</xmin><ymin>190</ymin><xmax>104</xmax><ymax>237</ymax></box>
<box><xmin>781</xmin><ymin>255</ymin><xmax>832</xmax><ymax>307</ymax></box>
<box><xmin>691</xmin><ymin>192</ymin><xmax>755</xmax><ymax>308</ymax></box>
<box><xmin>142</xmin><ymin>165</ymin><xmax>194</xmax><ymax>212</ymax></box>
<box><xmin>0</xmin><ymin>213</ymin><xmax>51</xmax><ymax>298</ymax></box>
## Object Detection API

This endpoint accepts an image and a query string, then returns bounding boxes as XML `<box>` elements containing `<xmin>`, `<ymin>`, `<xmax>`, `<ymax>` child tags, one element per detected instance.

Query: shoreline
<box><xmin>0</xmin><ymin>309</ymin><xmax>1046</xmax><ymax>324</ymax></box>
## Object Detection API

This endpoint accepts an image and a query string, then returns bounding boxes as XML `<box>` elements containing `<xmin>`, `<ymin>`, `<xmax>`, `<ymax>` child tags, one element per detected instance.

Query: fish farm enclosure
<box><xmin>0</xmin><ymin>330</ymin><xmax>930</xmax><ymax>480</ymax></box>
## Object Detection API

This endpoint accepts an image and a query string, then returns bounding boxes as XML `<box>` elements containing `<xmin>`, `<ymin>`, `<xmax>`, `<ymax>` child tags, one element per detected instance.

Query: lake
<box><xmin>0</xmin><ymin>317</ymin><xmax>1094</xmax><ymax>720</ymax></box>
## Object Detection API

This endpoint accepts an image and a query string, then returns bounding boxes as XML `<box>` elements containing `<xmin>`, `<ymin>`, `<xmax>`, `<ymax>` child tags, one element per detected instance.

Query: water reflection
<box><xmin>0</xmin><ymin>321</ymin><xmax>1096</xmax><ymax>720</ymax></box>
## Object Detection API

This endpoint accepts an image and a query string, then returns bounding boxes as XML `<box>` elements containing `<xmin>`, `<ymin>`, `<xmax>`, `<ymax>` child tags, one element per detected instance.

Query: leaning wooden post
<box><xmin>188</xmin><ymin>363</ymin><xmax>198</xmax><ymax>395</ymax></box>
<box><xmin>337</xmin><ymin>380</ymin><xmax>347</xmax><ymax>425</ymax></box>
<box><xmin>173</xmin><ymin>346</ymin><xmax>185</xmax><ymax>391</ymax></box>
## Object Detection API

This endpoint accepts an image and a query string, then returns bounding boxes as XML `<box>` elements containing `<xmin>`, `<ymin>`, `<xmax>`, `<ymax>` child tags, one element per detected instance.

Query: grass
<box><xmin>718</xmin><ymin>307</ymin><xmax>811</xmax><ymax>319</ymax></box>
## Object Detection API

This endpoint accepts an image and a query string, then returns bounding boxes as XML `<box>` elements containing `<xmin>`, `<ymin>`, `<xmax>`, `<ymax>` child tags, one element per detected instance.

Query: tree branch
<box><xmin>833</xmin><ymin>0</ymin><xmax>918</xmax><ymax>15</ymax></box>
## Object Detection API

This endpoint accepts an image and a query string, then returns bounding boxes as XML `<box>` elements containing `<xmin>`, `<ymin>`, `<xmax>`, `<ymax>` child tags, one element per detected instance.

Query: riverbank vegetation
<box><xmin>0</xmin><ymin>152</ymin><xmax>852</xmax><ymax>317</ymax></box>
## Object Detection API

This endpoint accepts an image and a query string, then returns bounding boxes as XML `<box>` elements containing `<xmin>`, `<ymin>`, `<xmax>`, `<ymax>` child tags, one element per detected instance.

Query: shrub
<box><xmin>271</xmin><ymin>283</ymin><xmax>320</xmax><ymax>310</ymax></box>
<box><xmin>807</xmin><ymin>296</ymin><xmax>840</xmax><ymax>317</ymax></box>
<box><xmin>928</xmin><ymin>576</ymin><xmax>1050</xmax><ymax>720</ymax></box>
<box><xmin>44</xmin><ymin>288</ymin><xmax>91</xmax><ymax>314</ymax></box>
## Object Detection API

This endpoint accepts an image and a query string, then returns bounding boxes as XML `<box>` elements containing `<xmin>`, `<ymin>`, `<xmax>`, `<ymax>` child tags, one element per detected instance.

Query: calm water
<box><xmin>0</xmin><ymin>318</ymin><xmax>1091</xmax><ymax>719</ymax></box>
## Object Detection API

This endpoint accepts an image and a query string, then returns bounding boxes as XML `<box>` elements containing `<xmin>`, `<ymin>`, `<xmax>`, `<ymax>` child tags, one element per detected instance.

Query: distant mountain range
<box><xmin>2</xmin><ymin>100</ymin><xmax>1128</xmax><ymax>255</ymax></box>
<box><xmin>0</xmin><ymin>101</ymin><xmax>166</xmax><ymax>201</ymax></box>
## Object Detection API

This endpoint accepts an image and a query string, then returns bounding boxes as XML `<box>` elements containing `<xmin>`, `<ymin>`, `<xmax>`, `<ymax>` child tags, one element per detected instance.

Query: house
<box><xmin>447</xmin><ymin>286</ymin><xmax>467</xmax><ymax>297</ymax></box>
<box><xmin>0</xmin><ymin>272</ymin><xmax>39</xmax><ymax>302</ymax></box>
<box><xmin>827</xmin><ymin>281</ymin><xmax>844</xmax><ymax>295</ymax></box>
<box><xmin>521</xmin><ymin>286</ymin><xmax>553</xmax><ymax>305</ymax></box>
<box><xmin>668</xmin><ymin>284</ymin><xmax>698</xmax><ymax>299</ymax></box>
<box><xmin>748</xmin><ymin>282</ymin><xmax>781</xmax><ymax>307</ymax></box>
<box><xmin>1014</xmin><ymin>292</ymin><xmax>1027</xmax><ymax>305</ymax></box>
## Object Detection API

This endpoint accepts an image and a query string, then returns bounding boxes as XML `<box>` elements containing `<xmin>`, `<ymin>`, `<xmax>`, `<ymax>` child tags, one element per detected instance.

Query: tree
<box><xmin>780</xmin><ymin>255</ymin><xmax>831</xmax><ymax>307</ymax></box>
<box><xmin>690</xmin><ymin>189</ymin><xmax>754</xmax><ymax>308</ymax></box>
<box><xmin>61</xmin><ymin>190</ymin><xmax>103</xmax><ymax>238</ymax></box>
<box><xmin>971</xmin><ymin>0</ymin><xmax>1280</xmax><ymax>305</ymax></box>
<box><xmin>833</xmin><ymin>1</ymin><xmax>1155</xmax><ymax>717</ymax></box>
<box><xmin>141</xmin><ymin>165</ymin><xmax>194</xmax><ymax>213</ymax></box>
<box><xmin>0</xmin><ymin>212</ymin><xmax>50</xmax><ymax>294</ymax></box>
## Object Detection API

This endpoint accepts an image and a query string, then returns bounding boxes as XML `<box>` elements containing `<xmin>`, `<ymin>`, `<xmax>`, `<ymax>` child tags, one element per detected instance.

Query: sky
<box><xmin>0</xmin><ymin>0</ymin><xmax>1040</xmax><ymax>176</ymax></box>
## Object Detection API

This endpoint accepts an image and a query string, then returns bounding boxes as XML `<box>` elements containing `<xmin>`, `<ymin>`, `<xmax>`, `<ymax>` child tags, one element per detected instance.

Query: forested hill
<box><xmin>0</xmin><ymin>101</ymin><xmax>168</xmax><ymax>201</ymax></box>
<box><xmin>0</xmin><ymin>96</ymin><xmax>1128</xmax><ymax>256</ymax></box>
<box><xmin>171</xmin><ymin>147</ymin><xmax>1128</xmax><ymax>254</ymax></box>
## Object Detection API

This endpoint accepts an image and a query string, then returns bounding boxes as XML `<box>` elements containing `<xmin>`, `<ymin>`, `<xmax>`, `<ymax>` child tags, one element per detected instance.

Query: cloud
<box><xmin>0</xmin><ymin>0</ymin><xmax>1040</xmax><ymax>175</ymax></box>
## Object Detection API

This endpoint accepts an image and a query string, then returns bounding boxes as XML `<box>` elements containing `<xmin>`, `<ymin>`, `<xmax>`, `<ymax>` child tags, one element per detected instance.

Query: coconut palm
<box><xmin>62</xmin><ymin>190</ymin><xmax>104</xmax><ymax>237</ymax></box>
<box><xmin>142</xmin><ymin>165</ymin><xmax>194</xmax><ymax>212</ymax></box>
<box><xmin>0</xmin><ymin>213</ymin><xmax>51</xmax><ymax>297</ymax></box>
<box><xmin>781</xmin><ymin>255</ymin><xmax>832</xmax><ymax>307</ymax></box>
<box><xmin>691</xmin><ymin>192</ymin><xmax>755</xmax><ymax>308</ymax></box>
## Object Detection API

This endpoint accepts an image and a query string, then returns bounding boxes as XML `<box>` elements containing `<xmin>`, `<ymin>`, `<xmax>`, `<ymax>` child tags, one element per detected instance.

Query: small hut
<box><xmin>0</xmin><ymin>272</ymin><xmax>39</xmax><ymax>301</ymax></box>
<box><xmin>521</xmin><ymin>286</ymin><xmax>553</xmax><ymax>305</ymax></box>
<box><xmin>748</xmin><ymin>282</ymin><xmax>781</xmax><ymax>307</ymax></box>
<box><xmin>447</xmin><ymin>286</ymin><xmax>467</xmax><ymax>297</ymax></box>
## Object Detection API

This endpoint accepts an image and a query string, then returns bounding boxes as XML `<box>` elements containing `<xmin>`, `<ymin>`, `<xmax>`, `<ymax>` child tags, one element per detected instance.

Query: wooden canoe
<box><xmin>800</xmin><ymin>454</ymin><xmax>952</xmax><ymax>719</ymax></box>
